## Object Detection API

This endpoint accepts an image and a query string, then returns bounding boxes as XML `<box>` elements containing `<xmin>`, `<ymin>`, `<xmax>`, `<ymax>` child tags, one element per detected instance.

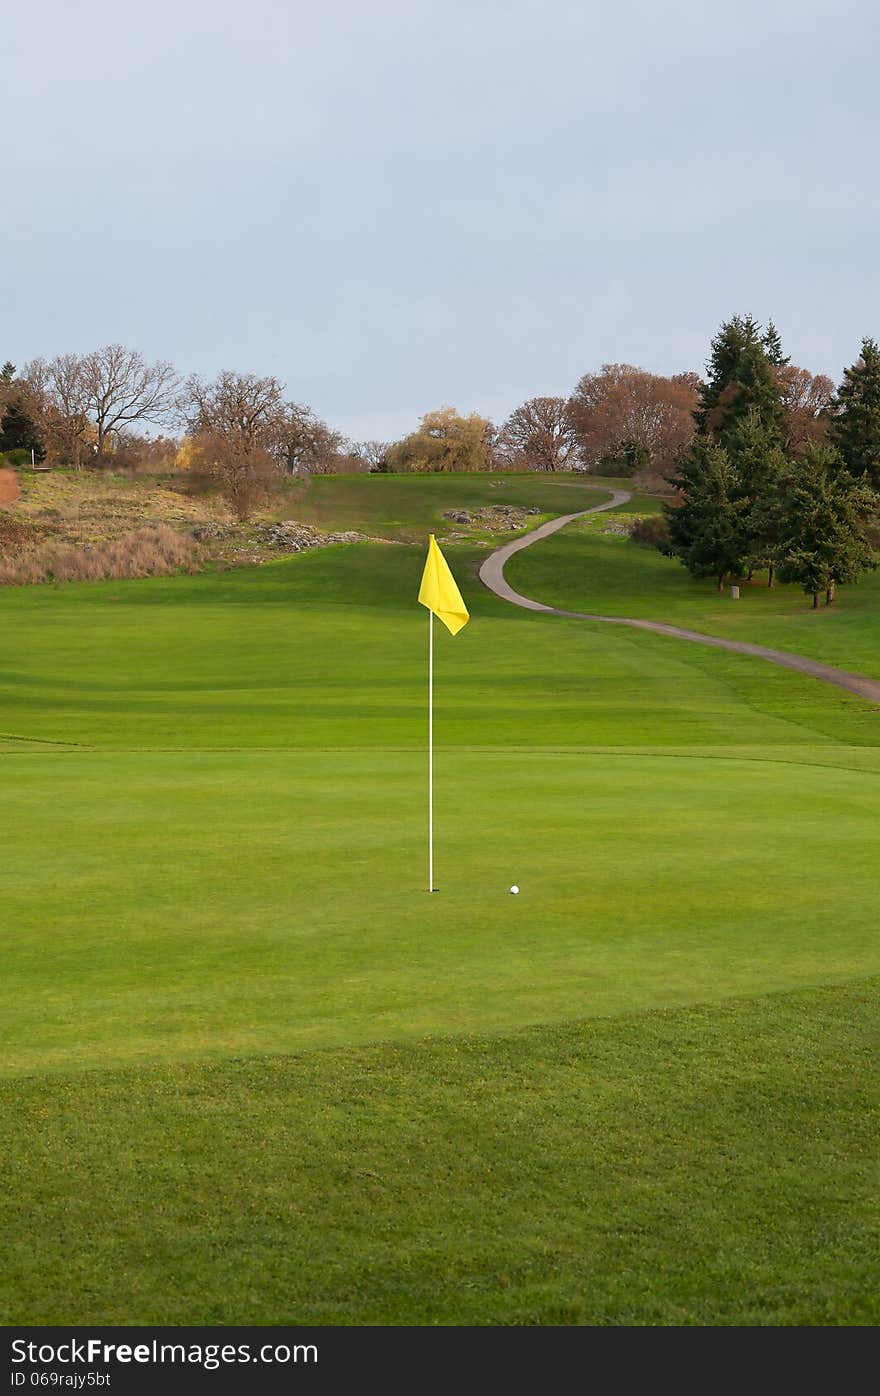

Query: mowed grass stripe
<box><xmin>1</xmin><ymin>542</ymin><xmax>878</xmax><ymax>750</ymax></box>
<box><xmin>2</xmin><ymin>749</ymin><xmax>879</xmax><ymax>1074</ymax></box>
<box><xmin>1</xmin><ymin>979</ymin><xmax>876</xmax><ymax>1326</ymax></box>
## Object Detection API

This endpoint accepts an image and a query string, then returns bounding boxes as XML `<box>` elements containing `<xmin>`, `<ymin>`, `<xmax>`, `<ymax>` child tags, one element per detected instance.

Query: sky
<box><xmin>3</xmin><ymin>0</ymin><xmax>879</xmax><ymax>441</ymax></box>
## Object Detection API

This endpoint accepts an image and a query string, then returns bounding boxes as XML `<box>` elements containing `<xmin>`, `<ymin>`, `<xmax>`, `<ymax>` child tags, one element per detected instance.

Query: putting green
<box><xmin>2</xmin><ymin>500</ymin><xmax>879</xmax><ymax>1326</ymax></box>
<box><xmin>2</xmin><ymin>549</ymin><xmax>879</xmax><ymax>1074</ymax></box>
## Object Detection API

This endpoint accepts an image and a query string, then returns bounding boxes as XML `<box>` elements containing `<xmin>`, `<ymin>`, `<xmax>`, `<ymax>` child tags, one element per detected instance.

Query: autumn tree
<box><xmin>182</xmin><ymin>371</ymin><xmax>286</xmax><ymax>516</ymax></box>
<box><xmin>23</xmin><ymin>355</ymin><xmax>92</xmax><ymax>467</ymax></box>
<box><xmin>568</xmin><ymin>365</ymin><xmax>699</xmax><ymax>476</ymax></box>
<box><xmin>385</xmin><ymin>406</ymin><xmax>494</xmax><ymax>473</ymax></box>
<box><xmin>827</xmin><ymin>336</ymin><xmax>880</xmax><ymax>486</ymax></box>
<box><xmin>188</xmin><ymin>431</ymin><xmax>277</xmax><ymax>520</ymax></box>
<box><xmin>499</xmin><ymin>397</ymin><xmax>578</xmax><ymax>472</ymax></box>
<box><xmin>777</xmin><ymin>364</ymin><xmax>834</xmax><ymax>454</ymax></box>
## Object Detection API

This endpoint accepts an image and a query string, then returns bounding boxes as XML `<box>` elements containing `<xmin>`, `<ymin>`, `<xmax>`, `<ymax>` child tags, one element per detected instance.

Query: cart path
<box><xmin>478</xmin><ymin>489</ymin><xmax>880</xmax><ymax>704</ymax></box>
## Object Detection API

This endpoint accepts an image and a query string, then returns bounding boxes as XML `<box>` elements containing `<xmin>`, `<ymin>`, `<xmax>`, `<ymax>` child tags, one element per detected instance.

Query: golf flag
<box><xmin>418</xmin><ymin>535</ymin><xmax>469</xmax><ymax>636</ymax></box>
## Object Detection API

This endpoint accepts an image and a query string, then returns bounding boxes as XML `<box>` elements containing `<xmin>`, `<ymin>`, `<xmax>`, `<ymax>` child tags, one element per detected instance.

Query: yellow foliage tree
<box><xmin>385</xmin><ymin>405</ymin><xmax>495</xmax><ymax>473</ymax></box>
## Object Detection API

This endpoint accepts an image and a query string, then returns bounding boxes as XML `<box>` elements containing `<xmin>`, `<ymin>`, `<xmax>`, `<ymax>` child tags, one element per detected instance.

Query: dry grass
<box><xmin>0</xmin><ymin>525</ymin><xmax>201</xmax><ymax>586</ymax></box>
<box><xmin>0</xmin><ymin>468</ymin><xmax>21</xmax><ymax>505</ymax></box>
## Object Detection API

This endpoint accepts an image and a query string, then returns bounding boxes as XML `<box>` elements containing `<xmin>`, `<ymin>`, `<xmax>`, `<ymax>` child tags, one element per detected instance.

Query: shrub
<box><xmin>629</xmin><ymin>514</ymin><xmax>672</xmax><ymax>551</ymax></box>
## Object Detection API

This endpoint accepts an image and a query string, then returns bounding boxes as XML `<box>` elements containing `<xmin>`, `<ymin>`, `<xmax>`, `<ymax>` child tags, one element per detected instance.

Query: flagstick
<box><xmin>428</xmin><ymin>608</ymin><xmax>434</xmax><ymax>891</ymax></box>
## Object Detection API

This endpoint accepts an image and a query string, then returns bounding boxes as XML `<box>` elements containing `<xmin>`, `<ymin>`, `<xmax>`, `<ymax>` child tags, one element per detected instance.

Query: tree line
<box><xmin>1</xmin><ymin>323</ymin><xmax>878</xmax><ymax>581</ymax></box>
<box><xmin>661</xmin><ymin>317</ymin><xmax>880</xmax><ymax>608</ymax></box>
<box><xmin>0</xmin><ymin>347</ymin><xmax>707</xmax><ymax>483</ymax></box>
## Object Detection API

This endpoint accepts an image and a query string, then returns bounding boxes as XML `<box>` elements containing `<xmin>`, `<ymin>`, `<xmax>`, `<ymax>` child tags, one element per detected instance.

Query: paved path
<box><xmin>478</xmin><ymin>489</ymin><xmax>880</xmax><ymax>704</ymax></box>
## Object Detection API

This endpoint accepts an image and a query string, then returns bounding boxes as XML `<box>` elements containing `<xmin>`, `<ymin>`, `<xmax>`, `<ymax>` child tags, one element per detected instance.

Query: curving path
<box><xmin>478</xmin><ymin>489</ymin><xmax>880</xmax><ymax>705</ymax></box>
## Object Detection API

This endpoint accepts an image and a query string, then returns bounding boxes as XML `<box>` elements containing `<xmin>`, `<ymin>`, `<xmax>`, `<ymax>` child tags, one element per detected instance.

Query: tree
<box><xmin>726</xmin><ymin>411</ymin><xmax>789</xmax><ymax>584</ymax></box>
<box><xmin>0</xmin><ymin>399</ymin><xmax>45</xmax><ymax>459</ymax></box>
<box><xmin>777</xmin><ymin>364</ymin><xmax>834</xmax><ymax>454</ymax></box>
<box><xmin>777</xmin><ymin>445</ymin><xmax>877</xmax><ymax>607</ymax></box>
<box><xmin>762</xmin><ymin>321</ymin><xmax>790</xmax><ymax>367</ymax></box>
<box><xmin>695</xmin><ymin>315</ymin><xmax>784</xmax><ymax>445</ymax></box>
<box><xmin>568</xmin><ymin>364</ymin><xmax>698</xmax><ymax>476</ymax></box>
<box><xmin>264</xmin><ymin>402</ymin><xmax>344</xmax><ymax>475</ymax></box>
<box><xmin>184</xmin><ymin>371</ymin><xmax>343</xmax><ymax>477</ymax></box>
<box><xmin>80</xmin><ymin>345</ymin><xmax>179</xmax><ymax>458</ymax></box>
<box><xmin>385</xmin><ymin>406</ymin><xmax>495</xmax><ymax>473</ymax></box>
<box><xmin>500</xmin><ymin>397</ymin><xmax>578</xmax><ymax>471</ymax></box>
<box><xmin>183</xmin><ymin>371</ymin><xmax>289</xmax><ymax>516</ymax></box>
<box><xmin>188</xmin><ymin>430</ymin><xmax>278</xmax><ymax>521</ymax></box>
<box><xmin>827</xmin><ymin>336</ymin><xmax>880</xmax><ymax>486</ymax></box>
<box><xmin>665</xmin><ymin>439</ymin><xmax>750</xmax><ymax>590</ymax></box>
<box><xmin>350</xmin><ymin>440</ymin><xmax>390</xmax><ymax>473</ymax></box>
<box><xmin>184</xmin><ymin>370</ymin><xmax>286</xmax><ymax>448</ymax></box>
<box><xmin>24</xmin><ymin>355</ymin><xmax>93</xmax><ymax>469</ymax></box>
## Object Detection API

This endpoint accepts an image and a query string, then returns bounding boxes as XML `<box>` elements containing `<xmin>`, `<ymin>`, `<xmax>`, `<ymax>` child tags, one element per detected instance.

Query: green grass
<box><xmin>4</xmin><ymin>747</ymin><xmax>879</xmax><ymax>1077</ymax></box>
<box><xmin>1</xmin><ymin>475</ymin><xmax>878</xmax><ymax>1324</ymax></box>
<box><xmin>507</xmin><ymin>507</ymin><xmax>880</xmax><ymax>679</ymax></box>
<box><xmin>2</xmin><ymin>982</ymin><xmax>877</xmax><ymax>1325</ymax></box>
<box><xmin>284</xmin><ymin>470</ymin><xmax>612</xmax><ymax>541</ymax></box>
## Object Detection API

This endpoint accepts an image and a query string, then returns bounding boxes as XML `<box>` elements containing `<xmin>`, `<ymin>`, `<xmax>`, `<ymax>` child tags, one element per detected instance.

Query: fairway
<box><xmin>2</xmin><ymin>484</ymin><xmax>878</xmax><ymax>1325</ymax></box>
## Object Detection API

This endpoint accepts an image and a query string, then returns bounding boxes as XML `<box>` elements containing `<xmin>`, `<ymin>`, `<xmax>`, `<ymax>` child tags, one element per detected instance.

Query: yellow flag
<box><xmin>418</xmin><ymin>534</ymin><xmax>469</xmax><ymax>635</ymax></box>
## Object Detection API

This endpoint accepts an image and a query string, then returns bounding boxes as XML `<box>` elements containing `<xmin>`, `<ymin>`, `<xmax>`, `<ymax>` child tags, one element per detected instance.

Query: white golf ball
<box><xmin>510</xmin><ymin>885</ymin><xmax>519</xmax><ymax>895</ymax></box>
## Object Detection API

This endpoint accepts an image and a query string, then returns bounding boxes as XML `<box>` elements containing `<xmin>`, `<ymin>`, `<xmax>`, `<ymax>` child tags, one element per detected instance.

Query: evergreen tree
<box><xmin>777</xmin><ymin>444</ymin><xmax>877</xmax><ymax>608</ymax></box>
<box><xmin>1</xmin><ymin>361</ymin><xmax>15</xmax><ymax>383</ymax></box>
<box><xmin>694</xmin><ymin>315</ymin><xmax>784</xmax><ymax>446</ymax></box>
<box><xmin>665</xmin><ymin>439</ymin><xmax>750</xmax><ymax>590</ymax></box>
<box><xmin>728</xmin><ymin>411</ymin><xmax>789</xmax><ymax>584</ymax></box>
<box><xmin>762</xmin><ymin>321</ymin><xmax>789</xmax><ymax>367</ymax></box>
<box><xmin>0</xmin><ymin>399</ymin><xmax>45</xmax><ymax>460</ymax></box>
<box><xmin>827</xmin><ymin>336</ymin><xmax>880</xmax><ymax>486</ymax></box>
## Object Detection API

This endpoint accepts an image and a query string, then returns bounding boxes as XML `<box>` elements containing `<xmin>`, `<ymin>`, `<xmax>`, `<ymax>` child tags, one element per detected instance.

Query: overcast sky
<box><xmin>3</xmin><ymin>0</ymin><xmax>878</xmax><ymax>440</ymax></box>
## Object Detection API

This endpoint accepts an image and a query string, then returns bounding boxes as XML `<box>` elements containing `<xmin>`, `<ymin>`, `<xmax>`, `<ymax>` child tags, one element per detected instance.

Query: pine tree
<box><xmin>762</xmin><ymin>321</ymin><xmax>789</xmax><ymax>367</ymax></box>
<box><xmin>777</xmin><ymin>444</ymin><xmax>877</xmax><ymax>607</ymax></box>
<box><xmin>827</xmin><ymin>336</ymin><xmax>880</xmax><ymax>486</ymax></box>
<box><xmin>0</xmin><ymin>399</ymin><xmax>45</xmax><ymax>459</ymax></box>
<box><xmin>728</xmin><ymin>411</ymin><xmax>789</xmax><ymax>584</ymax></box>
<box><xmin>665</xmin><ymin>439</ymin><xmax>750</xmax><ymax>590</ymax></box>
<box><xmin>694</xmin><ymin>315</ymin><xmax>784</xmax><ymax>446</ymax></box>
<box><xmin>0</xmin><ymin>361</ymin><xmax>15</xmax><ymax>383</ymax></box>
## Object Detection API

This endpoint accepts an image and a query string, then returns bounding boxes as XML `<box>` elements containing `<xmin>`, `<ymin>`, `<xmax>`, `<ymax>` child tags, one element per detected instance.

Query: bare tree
<box><xmin>500</xmin><ymin>397</ymin><xmax>578</xmax><ymax>471</ymax></box>
<box><xmin>80</xmin><ymin>345</ymin><xmax>179</xmax><ymax>458</ymax></box>
<box><xmin>183</xmin><ymin>370</ymin><xmax>286</xmax><ymax>449</ymax></box>
<box><xmin>264</xmin><ymin>402</ymin><xmax>344</xmax><ymax>475</ymax></box>
<box><xmin>568</xmin><ymin>364</ymin><xmax>699</xmax><ymax>475</ymax></box>
<box><xmin>24</xmin><ymin>354</ymin><xmax>93</xmax><ymax>468</ymax></box>
<box><xmin>351</xmin><ymin>440</ymin><xmax>390</xmax><ymax>472</ymax></box>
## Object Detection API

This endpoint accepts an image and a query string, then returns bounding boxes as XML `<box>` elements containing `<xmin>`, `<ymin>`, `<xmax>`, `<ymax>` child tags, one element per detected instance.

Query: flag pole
<box><xmin>428</xmin><ymin>608</ymin><xmax>434</xmax><ymax>891</ymax></box>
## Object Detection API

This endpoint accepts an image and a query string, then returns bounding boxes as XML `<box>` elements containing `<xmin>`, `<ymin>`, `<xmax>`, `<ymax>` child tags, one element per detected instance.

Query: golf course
<box><xmin>2</xmin><ymin>472</ymin><xmax>878</xmax><ymax>1326</ymax></box>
